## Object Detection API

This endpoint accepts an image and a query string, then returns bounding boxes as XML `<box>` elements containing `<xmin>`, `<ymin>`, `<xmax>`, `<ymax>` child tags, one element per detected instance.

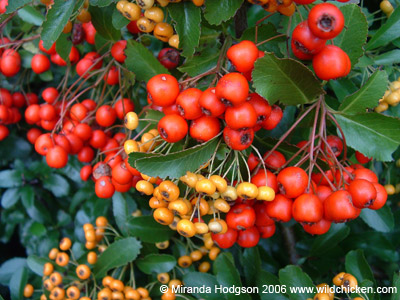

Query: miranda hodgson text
<box><xmin>172</xmin><ymin>285</ymin><xmax>259</xmax><ymax>295</ymax></box>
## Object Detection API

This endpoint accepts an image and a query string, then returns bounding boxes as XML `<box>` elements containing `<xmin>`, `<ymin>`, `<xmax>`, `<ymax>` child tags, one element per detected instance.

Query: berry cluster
<box><xmin>375</xmin><ymin>77</ymin><xmax>400</xmax><ymax>113</ymax></box>
<box><xmin>116</xmin><ymin>0</ymin><xmax>191</xmax><ymax>49</ymax></box>
<box><xmin>291</xmin><ymin>3</ymin><xmax>351</xmax><ymax>80</ymax></box>
<box><xmin>247</xmin><ymin>0</ymin><xmax>296</xmax><ymax>16</ymax></box>
<box><xmin>308</xmin><ymin>272</ymin><xmax>361</xmax><ymax>300</ymax></box>
<box><xmin>145</xmin><ymin>41</ymin><xmax>283</xmax><ymax>151</ymax></box>
<box><xmin>0</xmin><ymin>88</ymin><xmax>24</xmax><ymax>141</ymax></box>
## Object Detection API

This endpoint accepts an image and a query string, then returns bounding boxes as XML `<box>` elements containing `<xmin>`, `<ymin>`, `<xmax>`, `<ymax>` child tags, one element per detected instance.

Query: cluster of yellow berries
<box><xmin>308</xmin><ymin>272</ymin><xmax>360</xmax><ymax>300</ymax></box>
<box><xmin>83</xmin><ymin>216</ymin><xmax>109</xmax><ymax>251</ymax></box>
<box><xmin>97</xmin><ymin>277</ymin><xmax>151</xmax><ymax>300</ymax></box>
<box><xmin>248</xmin><ymin>0</ymin><xmax>295</xmax><ymax>16</ymax></box>
<box><xmin>134</xmin><ymin>172</ymin><xmax>275</xmax><ymax>238</ymax></box>
<box><xmin>116</xmin><ymin>0</ymin><xmax>206</xmax><ymax>49</ymax></box>
<box><xmin>375</xmin><ymin>77</ymin><xmax>400</xmax><ymax>113</ymax></box>
<box><xmin>380</xmin><ymin>0</ymin><xmax>394</xmax><ymax>17</ymax></box>
<box><xmin>23</xmin><ymin>236</ymin><xmax>93</xmax><ymax>300</ymax></box>
<box><xmin>124</xmin><ymin>112</ymin><xmax>162</xmax><ymax>154</ymax></box>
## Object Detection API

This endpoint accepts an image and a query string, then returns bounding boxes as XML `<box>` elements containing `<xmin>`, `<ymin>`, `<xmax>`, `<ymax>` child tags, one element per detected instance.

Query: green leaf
<box><xmin>182</xmin><ymin>272</ymin><xmax>222</xmax><ymax>300</ymax></box>
<box><xmin>41</xmin><ymin>0</ymin><xmax>76</xmax><ymax>49</ymax></box>
<box><xmin>213</xmin><ymin>253</ymin><xmax>250</xmax><ymax>300</ymax></box>
<box><xmin>204</xmin><ymin>0</ymin><xmax>244</xmax><ymax>26</ymax></box>
<box><xmin>0</xmin><ymin>170</ymin><xmax>21</xmax><ymax>188</ymax></box>
<box><xmin>334</xmin><ymin>4</ymin><xmax>368</xmax><ymax>65</ymax></box>
<box><xmin>130</xmin><ymin>138</ymin><xmax>219</xmax><ymax>179</ymax></box>
<box><xmin>5</xmin><ymin>0</ymin><xmax>30</xmax><ymax>13</ymax></box>
<box><xmin>0</xmin><ymin>258</ymin><xmax>26</xmax><ymax>285</ymax></box>
<box><xmin>93</xmin><ymin>237</ymin><xmax>141</xmax><ymax>279</ymax></box>
<box><xmin>127</xmin><ymin>216</ymin><xmax>175</xmax><ymax>243</ymax></box>
<box><xmin>391</xmin><ymin>272</ymin><xmax>400</xmax><ymax>300</ymax></box>
<box><xmin>360</xmin><ymin>205</ymin><xmax>394</xmax><ymax>233</ymax></box>
<box><xmin>18</xmin><ymin>6</ymin><xmax>45</xmax><ymax>26</ymax></box>
<box><xmin>334</xmin><ymin>113</ymin><xmax>400</xmax><ymax>161</ymax></box>
<box><xmin>310</xmin><ymin>223</ymin><xmax>350</xmax><ymax>256</ymax></box>
<box><xmin>366</xmin><ymin>7</ymin><xmax>400</xmax><ymax>50</ymax></box>
<box><xmin>112</xmin><ymin>192</ymin><xmax>129</xmax><ymax>235</ymax></box>
<box><xmin>29</xmin><ymin>222</ymin><xmax>46</xmax><ymax>236</ymax></box>
<box><xmin>136</xmin><ymin>254</ymin><xmax>176</xmax><ymax>274</ymax></box>
<box><xmin>345</xmin><ymin>250</ymin><xmax>374</xmax><ymax>283</ymax></box>
<box><xmin>279</xmin><ymin>265</ymin><xmax>315</xmax><ymax>300</ymax></box>
<box><xmin>257</xmin><ymin>271</ymin><xmax>288</xmax><ymax>300</ymax></box>
<box><xmin>55</xmin><ymin>33</ymin><xmax>72</xmax><ymax>62</ymax></box>
<box><xmin>243</xmin><ymin>247</ymin><xmax>261</xmax><ymax>287</ymax></box>
<box><xmin>43</xmin><ymin>174</ymin><xmax>70</xmax><ymax>197</ymax></box>
<box><xmin>112</xmin><ymin>6</ymin><xmax>129</xmax><ymax>30</ymax></box>
<box><xmin>1</xmin><ymin>188</ymin><xmax>20</xmax><ymax>209</ymax></box>
<box><xmin>178</xmin><ymin>49</ymin><xmax>219</xmax><ymax>77</ymax></box>
<box><xmin>89</xmin><ymin>5</ymin><xmax>121</xmax><ymax>41</ymax></box>
<box><xmin>253</xmin><ymin>53</ymin><xmax>324</xmax><ymax>105</ymax></box>
<box><xmin>27</xmin><ymin>255</ymin><xmax>52</xmax><ymax>276</ymax></box>
<box><xmin>168</xmin><ymin>2</ymin><xmax>201</xmax><ymax>57</ymax></box>
<box><xmin>374</xmin><ymin>50</ymin><xmax>400</xmax><ymax>65</ymax></box>
<box><xmin>125</xmin><ymin>40</ymin><xmax>169</xmax><ymax>82</ymax></box>
<box><xmin>90</xmin><ymin>0</ymin><xmax>114</xmax><ymax>6</ymax></box>
<box><xmin>20</xmin><ymin>185</ymin><xmax>34</xmax><ymax>208</ymax></box>
<box><xmin>10</xmin><ymin>267</ymin><xmax>28</xmax><ymax>300</ymax></box>
<box><xmin>339</xmin><ymin>71</ymin><xmax>388</xmax><ymax>114</ymax></box>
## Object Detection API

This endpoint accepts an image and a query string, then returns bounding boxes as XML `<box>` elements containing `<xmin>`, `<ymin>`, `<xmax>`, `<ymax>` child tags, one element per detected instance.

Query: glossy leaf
<box><xmin>18</xmin><ymin>6</ymin><xmax>44</xmax><ymax>26</ymax></box>
<box><xmin>366</xmin><ymin>7</ymin><xmax>400</xmax><ymax>50</ymax></box>
<box><xmin>360</xmin><ymin>205</ymin><xmax>394</xmax><ymax>233</ymax></box>
<box><xmin>41</xmin><ymin>0</ymin><xmax>76</xmax><ymax>49</ymax></box>
<box><xmin>127</xmin><ymin>216</ymin><xmax>175</xmax><ymax>243</ymax></box>
<box><xmin>178</xmin><ymin>49</ymin><xmax>219</xmax><ymax>77</ymax></box>
<box><xmin>125</xmin><ymin>41</ymin><xmax>169</xmax><ymax>82</ymax></box>
<box><xmin>204</xmin><ymin>0</ymin><xmax>244</xmax><ymax>26</ymax></box>
<box><xmin>168</xmin><ymin>2</ymin><xmax>201</xmax><ymax>57</ymax></box>
<box><xmin>345</xmin><ymin>250</ymin><xmax>374</xmax><ymax>283</ymax></box>
<box><xmin>10</xmin><ymin>266</ymin><xmax>28</xmax><ymax>300</ymax></box>
<box><xmin>243</xmin><ymin>247</ymin><xmax>261</xmax><ymax>287</ymax></box>
<box><xmin>374</xmin><ymin>50</ymin><xmax>400</xmax><ymax>65</ymax></box>
<box><xmin>253</xmin><ymin>53</ymin><xmax>324</xmax><ymax>105</ymax></box>
<box><xmin>112</xmin><ymin>192</ymin><xmax>129</xmax><ymax>235</ymax></box>
<box><xmin>310</xmin><ymin>223</ymin><xmax>350</xmax><ymax>256</ymax></box>
<box><xmin>334</xmin><ymin>113</ymin><xmax>400</xmax><ymax>161</ymax></box>
<box><xmin>43</xmin><ymin>174</ymin><xmax>70</xmax><ymax>197</ymax></box>
<box><xmin>213</xmin><ymin>253</ymin><xmax>250</xmax><ymax>300</ymax></box>
<box><xmin>0</xmin><ymin>170</ymin><xmax>22</xmax><ymax>188</ymax></box>
<box><xmin>5</xmin><ymin>0</ymin><xmax>30</xmax><ymax>13</ymax></box>
<box><xmin>130</xmin><ymin>138</ymin><xmax>219</xmax><ymax>179</ymax></box>
<box><xmin>55</xmin><ymin>33</ymin><xmax>72</xmax><ymax>62</ymax></box>
<box><xmin>93</xmin><ymin>237</ymin><xmax>141</xmax><ymax>279</ymax></box>
<box><xmin>0</xmin><ymin>258</ymin><xmax>26</xmax><ymax>285</ymax></box>
<box><xmin>258</xmin><ymin>271</ymin><xmax>288</xmax><ymax>300</ymax></box>
<box><xmin>1</xmin><ymin>188</ymin><xmax>20</xmax><ymax>209</ymax></box>
<box><xmin>334</xmin><ymin>4</ymin><xmax>368</xmax><ymax>65</ymax></box>
<box><xmin>27</xmin><ymin>255</ymin><xmax>52</xmax><ymax>276</ymax></box>
<box><xmin>279</xmin><ymin>265</ymin><xmax>314</xmax><ymax>300</ymax></box>
<box><xmin>136</xmin><ymin>254</ymin><xmax>176</xmax><ymax>274</ymax></box>
<box><xmin>182</xmin><ymin>272</ymin><xmax>222</xmax><ymax>300</ymax></box>
<box><xmin>339</xmin><ymin>71</ymin><xmax>388</xmax><ymax>114</ymax></box>
<box><xmin>89</xmin><ymin>5</ymin><xmax>121</xmax><ymax>41</ymax></box>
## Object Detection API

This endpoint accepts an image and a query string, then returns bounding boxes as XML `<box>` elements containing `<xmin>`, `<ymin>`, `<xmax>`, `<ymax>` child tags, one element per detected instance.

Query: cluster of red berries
<box><xmin>0</xmin><ymin>88</ymin><xmax>25</xmax><ymax>140</ymax></box>
<box><xmin>145</xmin><ymin>40</ymin><xmax>283</xmax><ymax>151</ymax></box>
<box><xmin>291</xmin><ymin>3</ymin><xmax>351</xmax><ymax>80</ymax></box>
